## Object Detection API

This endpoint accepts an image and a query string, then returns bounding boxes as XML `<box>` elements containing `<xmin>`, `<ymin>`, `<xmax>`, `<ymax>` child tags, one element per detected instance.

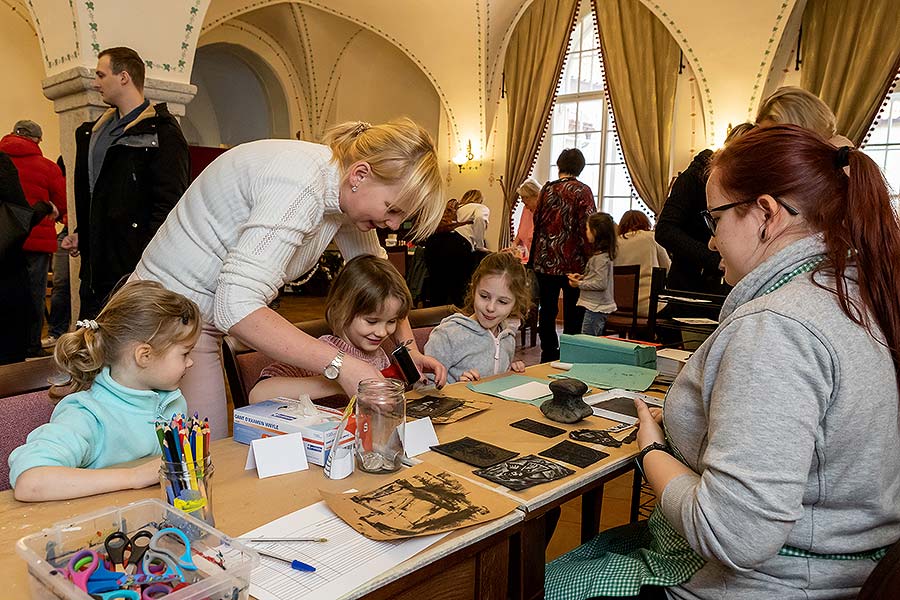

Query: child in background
<box><xmin>568</xmin><ymin>212</ymin><xmax>617</xmax><ymax>336</ymax></box>
<box><xmin>249</xmin><ymin>255</ymin><xmax>412</xmax><ymax>403</ymax></box>
<box><xmin>9</xmin><ymin>281</ymin><xmax>200</xmax><ymax>501</ymax></box>
<box><xmin>425</xmin><ymin>252</ymin><xmax>530</xmax><ymax>383</ymax></box>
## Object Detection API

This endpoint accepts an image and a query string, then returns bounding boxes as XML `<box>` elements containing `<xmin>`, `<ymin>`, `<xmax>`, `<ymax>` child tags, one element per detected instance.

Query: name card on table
<box><xmin>245</xmin><ymin>432</ymin><xmax>309</xmax><ymax>478</ymax></box>
<box><xmin>401</xmin><ymin>418</ymin><xmax>439</xmax><ymax>458</ymax></box>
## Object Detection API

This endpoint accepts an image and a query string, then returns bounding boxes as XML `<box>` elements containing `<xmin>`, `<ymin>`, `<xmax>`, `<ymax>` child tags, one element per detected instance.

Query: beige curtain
<box><xmin>594</xmin><ymin>0</ymin><xmax>680</xmax><ymax>216</ymax></box>
<box><xmin>801</xmin><ymin>0</ymin><xmax>900</xmax><ymax>145</ymax></box>
<box><xmin>501</xmin><ymin>0</ymin><xmax>579</xmax><ymax>247</ymax></box>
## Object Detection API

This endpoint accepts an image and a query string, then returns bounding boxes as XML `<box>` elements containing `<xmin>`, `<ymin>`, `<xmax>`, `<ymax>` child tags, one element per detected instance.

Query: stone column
<box><xmin>42</xmin><ymin>66</ymin><xmax>196</xmax><ymax>322</ymax></box>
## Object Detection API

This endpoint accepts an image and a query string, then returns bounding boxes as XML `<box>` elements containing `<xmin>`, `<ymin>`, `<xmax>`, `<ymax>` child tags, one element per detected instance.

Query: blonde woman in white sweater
<box><xmin>134</xmin><ymin>119</ymin><xmax>446</xmax><ymax>438</ymax></box>
<box><xmin>614</xmin><ymin>210</ymin><xmax>671</xmax><ymax>318</ymax></box>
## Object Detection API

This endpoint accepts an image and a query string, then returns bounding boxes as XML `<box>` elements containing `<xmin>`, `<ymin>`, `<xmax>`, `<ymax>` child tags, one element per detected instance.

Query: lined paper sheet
<box><xmin>243</xmin><ymin>501</ymin><xmax>447</xmax><ymax>600</ymax></box>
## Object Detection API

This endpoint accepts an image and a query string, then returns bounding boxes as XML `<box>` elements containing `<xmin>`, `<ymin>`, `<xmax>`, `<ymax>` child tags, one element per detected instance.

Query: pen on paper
<box><xmin>239</xmin><ymin>537</ymin><xmax>327</xmax><ymax>543</ymax></box>
<box><xmin>254</xmin><ymin>548</ymin><xmax>316</xmax><ymax>572</ymax></box>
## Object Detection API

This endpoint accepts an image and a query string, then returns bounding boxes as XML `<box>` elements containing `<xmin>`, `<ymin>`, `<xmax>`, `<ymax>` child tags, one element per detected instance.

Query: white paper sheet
<box><xmin>244</xmin><ymin>501</ymin><xmax>448</xmax><ymax>600</ymax></box>
<box><xmin>501</xmin><ymin>381</ymin><xmax>552</xmax><ymax>401</ymax></box>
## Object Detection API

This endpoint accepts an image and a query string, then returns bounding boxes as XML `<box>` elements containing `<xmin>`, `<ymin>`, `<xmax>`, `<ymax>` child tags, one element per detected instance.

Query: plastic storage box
<box><xmin>16</xmin><ymin>498</ymin><xmax>259</xmax><ymax>600</ymax></box>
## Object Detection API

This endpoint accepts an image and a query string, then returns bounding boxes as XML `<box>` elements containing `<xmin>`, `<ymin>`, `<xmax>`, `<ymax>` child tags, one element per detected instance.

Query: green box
<box><xmin>559</xmin><ymin>334</ymin><xmax>657</xmax><ymax>369</ymax></box>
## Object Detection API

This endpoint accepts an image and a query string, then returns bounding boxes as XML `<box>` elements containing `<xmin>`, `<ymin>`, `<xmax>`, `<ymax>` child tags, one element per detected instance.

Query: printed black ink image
<box><xmin>510</xmin><ymin>418</ymin><xmax>566</xmax><ymax>438</ymax></box>
<box><xmin>569</xmin><ymin>429</ymin><xmax>622</xmax><ymax>447</ymax></box>
<box><xmin>430</xmin><ymin>437</ymin><xmax>518</xmax><ymax>468</ymax></box>
<box><xmin>350</xmin><ymin>469</ymin><xmax>490</xmax><ymax>537</ymax></box>
<box><xmin>473</xmin><ymin>455</ymin><xmax>574</xmax><ymax>491</ymax></box>
<box><xmin>406</xmin><ymin>395</ymin><xmax>465</xmax><ymax>419</ymax></box>
<box><xmin>539</xmin><ymin>440</ymin><xmax>609</xmax><ymax>468</ymax></box>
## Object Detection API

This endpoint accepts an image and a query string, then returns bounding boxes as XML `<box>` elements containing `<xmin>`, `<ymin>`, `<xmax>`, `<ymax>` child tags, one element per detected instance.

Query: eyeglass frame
<box><xmin>701</xmin><ymin>196</ymin><xmax>800</xmax><ymax>237</ymax></box>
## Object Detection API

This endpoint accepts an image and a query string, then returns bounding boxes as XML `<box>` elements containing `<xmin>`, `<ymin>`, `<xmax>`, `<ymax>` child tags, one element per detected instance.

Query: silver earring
<box><xmin>351</xmin><ymin>185</ymin><xmax>358</xmax><ymax>192</ymax></box>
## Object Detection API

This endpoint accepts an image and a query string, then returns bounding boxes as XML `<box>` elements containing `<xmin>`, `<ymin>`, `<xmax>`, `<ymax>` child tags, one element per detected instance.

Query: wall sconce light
<box><xmin>452</xmin><ymin>139</ymin><xmax>480</xmax><ymax>173</ymax></box>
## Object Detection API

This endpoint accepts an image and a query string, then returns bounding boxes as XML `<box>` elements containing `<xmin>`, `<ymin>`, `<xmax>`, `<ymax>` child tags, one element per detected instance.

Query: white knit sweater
<box><xmin>135</xmin><ymin>139</ymin><xmax>385</xmax><ymax>332</ymax></box>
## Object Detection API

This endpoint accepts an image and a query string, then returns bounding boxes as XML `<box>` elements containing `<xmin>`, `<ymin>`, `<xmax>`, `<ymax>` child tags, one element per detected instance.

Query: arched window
<box><xmin>545</xmin><ymin>8</ymin><xmax>651</xmax><ymax>221</ymax></box>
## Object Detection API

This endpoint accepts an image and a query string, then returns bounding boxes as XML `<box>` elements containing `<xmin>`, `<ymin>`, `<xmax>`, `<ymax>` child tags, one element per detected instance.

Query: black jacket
<box><xmin>74</xmin><ymin>102</ymin><xmax>189</xmax><ymax>300</ymax></box>
<box><xmin>655</xmin><ymin>149</ymin><xmax>728</xmax><ymax>294</ymax></box>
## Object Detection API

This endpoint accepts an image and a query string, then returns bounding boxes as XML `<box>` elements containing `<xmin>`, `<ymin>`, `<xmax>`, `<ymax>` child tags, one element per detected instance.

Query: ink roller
<box><xmin>381</xmin><ymin>343</ymin><xmax>421</xmax><ymax>389</ymax></box>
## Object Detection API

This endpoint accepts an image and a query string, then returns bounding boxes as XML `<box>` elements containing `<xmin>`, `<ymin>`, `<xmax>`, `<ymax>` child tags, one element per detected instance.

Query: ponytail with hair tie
<box><xmin>76</xmin><ymin>319</ymin><xmax>99</xmax><ymax>331</ymax></box>
<box><xmin>835</xmin><ymin>146</ymin><xmax>852</xmax><ymax>169</ymax></box>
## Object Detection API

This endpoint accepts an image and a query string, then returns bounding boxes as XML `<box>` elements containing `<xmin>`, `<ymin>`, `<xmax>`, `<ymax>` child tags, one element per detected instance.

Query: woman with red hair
<box><xmin>547</xmin><ymin>125</ymin><xmax>900</xmax><ymax>599</ymax></box>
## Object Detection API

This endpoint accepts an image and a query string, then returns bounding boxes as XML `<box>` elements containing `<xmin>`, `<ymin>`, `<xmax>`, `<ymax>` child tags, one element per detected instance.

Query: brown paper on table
<box><xmin>431</xmin><ymin>398</ymin><xmax>493</xmax><ymax>424</ymax></box>
<box><xmin>320</xmin><ymin>461</ymin><xmax>519</xmax><ymax>541</ymax></box>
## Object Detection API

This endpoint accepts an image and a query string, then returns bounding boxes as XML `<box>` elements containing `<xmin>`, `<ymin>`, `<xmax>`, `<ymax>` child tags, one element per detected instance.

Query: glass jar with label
<box><xmin>354</xmin><ymin>378</ymin><xmax>405</xmax><ymax>473</ymax></box>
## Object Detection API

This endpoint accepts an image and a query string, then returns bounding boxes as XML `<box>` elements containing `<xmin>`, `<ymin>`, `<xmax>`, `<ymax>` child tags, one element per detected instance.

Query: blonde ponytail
<box><xmin>53</xmin><ymin>281</ymin><xmax>201</xmax><ymax>393</ymax></box>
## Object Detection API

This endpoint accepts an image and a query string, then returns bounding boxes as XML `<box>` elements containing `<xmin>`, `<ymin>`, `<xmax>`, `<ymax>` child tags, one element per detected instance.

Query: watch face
<box><xmin>324</xmin><ymin>365</ymin><xmax>339</xmax><ymax>380</ymax></box>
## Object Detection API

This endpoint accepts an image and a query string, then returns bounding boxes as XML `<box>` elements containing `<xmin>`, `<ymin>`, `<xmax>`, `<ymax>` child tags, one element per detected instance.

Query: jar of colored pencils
<box><xmin>159</xmin><ymin>457</ymin><xmax>215</xmax><ymax>526</ymax></box>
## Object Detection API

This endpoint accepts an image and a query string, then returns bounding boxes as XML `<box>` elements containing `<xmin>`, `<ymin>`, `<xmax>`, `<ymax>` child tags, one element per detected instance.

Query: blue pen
<box><xmin>254</xmin><ymin>548</ymin><xmax>316</xmax><ymax>572</ymax></box>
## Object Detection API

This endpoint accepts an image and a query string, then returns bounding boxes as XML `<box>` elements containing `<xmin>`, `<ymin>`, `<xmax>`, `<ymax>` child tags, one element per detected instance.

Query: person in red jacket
<box><xmin>0</xmin><ymin>120</ymin><xmax>66</xmax><ymax>356</ymax></box>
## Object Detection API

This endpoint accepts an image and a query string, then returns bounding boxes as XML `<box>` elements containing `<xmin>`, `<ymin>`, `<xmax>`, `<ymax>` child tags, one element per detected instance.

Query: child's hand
<box><xmin>129</xmin><ymin>459</ymin><xmax>162</xmax><ymax>490</ymax></box>
<box><xmin>458</xmin><ymin>369</ymin><xmax>481</xmax><ymax>382</ymax></box>
<box><xmin>510</xmin><ymin>361</ymin><xmax>526</xmax><ymax>373</ymax></box>
<box><xmin>567</xmin><ymin>275</ymin><xmax>581</xmax><ymax>288</ymax></box>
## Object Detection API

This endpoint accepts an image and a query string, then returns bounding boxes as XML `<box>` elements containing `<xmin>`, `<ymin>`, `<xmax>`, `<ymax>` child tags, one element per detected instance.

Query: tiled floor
<box><xmin>273</xmin><ymin>293</ymin><xmax>653</xmax><ymax>562</ymax></box>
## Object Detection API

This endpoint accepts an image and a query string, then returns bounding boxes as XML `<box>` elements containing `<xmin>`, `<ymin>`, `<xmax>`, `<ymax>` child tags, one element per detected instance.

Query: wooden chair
<box><xmin>0</xmin><ymin>357</ymin><xmax>62</xmax><ymax>491</ymax></box>
<box><xmin>222</xmin><ymin>305</ymin><xmax>455</xmax><ymax>409</ymax></box>
<box><xmin>222</xmin><ymin>318</ymin><xmax>331</xmax><ymax>410</ymax></box>
<box><xmin>642</xmin><ymin>267</ymin><xmax>668</xmax><ymax>342</ymax></box>
<box><xmin>605</xmin><ymin>265</ymin><xmax>641</xmax><ymax>339</ymax></box>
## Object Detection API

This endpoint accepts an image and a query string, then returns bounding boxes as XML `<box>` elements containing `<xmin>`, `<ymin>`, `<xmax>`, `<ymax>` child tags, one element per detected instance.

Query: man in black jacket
<box><xmin>63</xmin><ymin>46</ymin><xmax>189</xmax><ymax>318</ymax></box>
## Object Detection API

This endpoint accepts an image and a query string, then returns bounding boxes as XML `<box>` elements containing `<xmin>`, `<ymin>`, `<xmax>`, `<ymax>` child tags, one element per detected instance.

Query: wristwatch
<box><xmin>635</xmin><ymin>442</ymin><xmax>670</xmax><ymax>479</ymax></box>
<box><xmin>323</xmin><ymin>350</ymin><xmax>345</xmax><ymax>380</ymax></box>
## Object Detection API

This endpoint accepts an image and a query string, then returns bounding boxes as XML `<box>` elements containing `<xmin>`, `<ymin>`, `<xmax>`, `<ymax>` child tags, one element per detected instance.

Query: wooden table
<box><xmin>411</xmin><ymin>363</ymin><xmax>651</xmax><ymax>600</ymax></box>
<box><xmin>0</xmin><ymin>439</ymin><xmax>522</xmax><ymax>600</ymax></box>
<box><xmin>2</xmin><ymin>363</ymin><xmax>653</xmax><ymax>600</ymax></box>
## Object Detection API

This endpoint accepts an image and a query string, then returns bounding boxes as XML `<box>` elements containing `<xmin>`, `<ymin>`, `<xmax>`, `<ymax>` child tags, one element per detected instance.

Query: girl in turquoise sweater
<box><xmin>9</xmin><ymin>281</ymin><xmax>200</xmax><ymax>501</ymax></box>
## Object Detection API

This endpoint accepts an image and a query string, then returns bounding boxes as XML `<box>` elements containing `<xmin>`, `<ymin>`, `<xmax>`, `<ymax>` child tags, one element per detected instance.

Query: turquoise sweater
<box><xmin>8</xmin><ymin>367</ymin><xmax>186</xmax><ymax>488</ymax></box>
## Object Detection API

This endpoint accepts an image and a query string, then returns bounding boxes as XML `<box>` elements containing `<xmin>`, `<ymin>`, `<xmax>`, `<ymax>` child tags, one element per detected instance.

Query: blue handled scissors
<box><xmin>141</xmin><ymin>527</ymin><xmax>198</xmax><ymax>581</ymax></box>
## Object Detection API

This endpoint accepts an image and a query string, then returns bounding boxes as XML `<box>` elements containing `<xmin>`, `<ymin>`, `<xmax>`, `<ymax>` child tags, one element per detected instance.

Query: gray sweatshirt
<box><xmin>662</xmin><ymin>236</ymin><xmax>900</xmax><ymax>599</ymax></box>
<box><xmin>576</xmin><ymin>252</ymin><xmax>616</xmax><ymax>313</ymax></box>
<box><xmin>424</xmin><ymin>313</ymin><xmax>517</xmax><ymax>384</ymax></box>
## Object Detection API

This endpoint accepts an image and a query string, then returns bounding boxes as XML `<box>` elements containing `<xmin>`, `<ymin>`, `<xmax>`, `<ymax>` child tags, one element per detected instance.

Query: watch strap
<box><xmin>635</xmin><ymin>442</ymin><xmax>670</xmax><ymax>479</ymax></box>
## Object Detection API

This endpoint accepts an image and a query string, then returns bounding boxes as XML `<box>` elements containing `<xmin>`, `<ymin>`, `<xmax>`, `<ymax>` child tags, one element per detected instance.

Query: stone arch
<box><xmin>183</xmin><ymin>41</ymin><xmax>292</xmax><ymax>147</ymax></box>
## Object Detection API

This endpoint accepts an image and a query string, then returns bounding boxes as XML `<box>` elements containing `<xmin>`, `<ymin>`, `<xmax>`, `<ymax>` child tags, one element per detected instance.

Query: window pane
<box><xmin>867</xmin><ymin>118</ymin><xmax>890</xmax><ymax>146</ymax></box>
<box><xmin>608</xmin><ymin>197</ymin><xmax>636</xmax><ymax>221</ymax></box>
<box><xmin>578</xmin><ymin>52</ymin><xmax>603</xmax><ymax>94</ymax></box>
<box><xmin>885</xmin><ymin>148</ymin><xmax>900</xmax><ymax>193</ymax></box>
<box><xmin>550</xmin><ymin>134</ymin><xmax>576</xmax><ymax>165</ymax></box>
<box><xmin>577</xmin><ymin>99</ymin><xmax>603</xmax><ymax>133</ymax></box>
<box><xmin>580</xmin><ymin>164</ymin><xmax>601</xmax><ymax>200</ymax></box>
<box><xmin>561</xmin><ymin>52</ymin><xmax>581</xmax><ymax>95</ymax></box>
<box><xmin>577</xmin><ymin>132</ymin><xmax>601</xmax><ymax>163</ymax></box>
<box><xmin>552</xmin><ymin>102</ymin><xmax>578</xmax><ymax>134</ymax></box>
<box><xmin>604</xmin><ymin>163</ymin><xmax>632</xmax><ymax>197</ymax></box>
<box><xmin>580</xmin><ymin>13</ymin><xmax>597</xmax><ymax>52</ymax></box>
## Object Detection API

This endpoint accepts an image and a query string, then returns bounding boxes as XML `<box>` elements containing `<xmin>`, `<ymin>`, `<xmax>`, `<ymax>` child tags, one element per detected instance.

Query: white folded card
<box><xmin>245</xmin><ymin>432</ymin><xmax>309</xmax><ymax>478</ymax></box>
<box><xmin>402</xmin><ymin>418</ymin><xmax>439</xmax><ymax>458</ymax></box>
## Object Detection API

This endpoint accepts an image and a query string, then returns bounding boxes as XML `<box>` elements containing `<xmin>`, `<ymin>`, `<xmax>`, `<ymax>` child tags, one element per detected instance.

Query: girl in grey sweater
<box><xmin>568</xmin><ymin>212</ymin><xmax>618</xmax><ymax>336</ymax></box>
<box><xmin>425</xmin><ymin>252</ymin><xmax>532</xmax><ymax>384</ymax></box>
